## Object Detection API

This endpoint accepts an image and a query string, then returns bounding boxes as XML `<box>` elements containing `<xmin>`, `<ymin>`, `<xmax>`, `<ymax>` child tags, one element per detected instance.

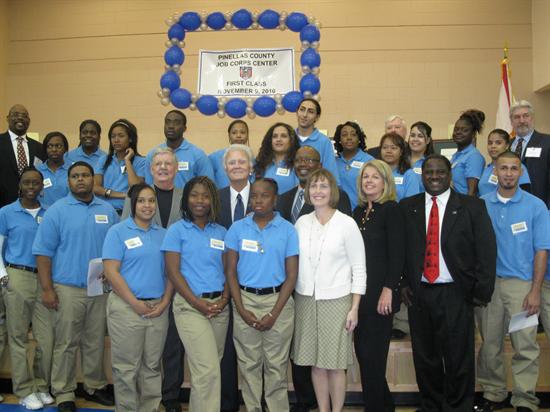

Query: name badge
<box><xmin>43</xmin><ymin>178</ymin><xmax>53</xmax><ymax>188</ymax></box>
<box><xmin>124</xmin><ymin>237</ymin><xmax>143</xmax><ymax>249</ymax></box>
<box><xmin>120</xmin><ymin>165</ymin><xmax>126</xmax><ymax>174</ymax></box>
<box><xmin>95</xmin><ymin>214</ymin><xmax>109</xmax><ymax>224</ymax></box>
<box><xmin>488</xmin><ymin>174</ymin><xmax>498</xmax><ymax>185</ymax></box>
<box><xmin>351</xmin><ymin>161</ymin><xmax>363</xmax><ymax>169</ymax></box>
<box><xmin>178</xmin><ymin>161</ymin><xmax>189</xmax><ymax>171</ymax></box>
<box><xmin>276</xmin><ymin>167</ymin><xmax>290</xmax><ymax>177</ymax></box>
<box><xmin>242</xmin><ymin>239</ymin><xmax>259</xmax><ymax>253</ymax></box>
<box><xmin>511</xmin><ymin>221</ymin><xmax>528</xmax><ymax>235</ymax></box>
<box><xmin>394</xmin><ymin>176</ymin><xmax>404</xmax><ymax>185</ymax></box>
<box><xmin>37</xmin><ymin>216</ymin><xmax>43</xmax><ymax>224</ymax></box>
<box><xmin>525</xmin><ymin>147</ymin><xmax>542</xmax><ymax>158</ymax></box>
<box><xmin>210</xmin><ymin>238</ymin><xmax>225</xmax><ymax>250</ymax></box>
<box><xmin>413</xmin><ymin>167</ymin><xmax>422</xmax><ymax>175</ymax></box>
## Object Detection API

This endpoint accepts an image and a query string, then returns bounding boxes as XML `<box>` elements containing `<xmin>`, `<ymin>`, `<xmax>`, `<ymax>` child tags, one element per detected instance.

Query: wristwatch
<box><xmin>105</xmin><ymin>189</ymin><xmax>112</xmax><ymax>198</ymax></box>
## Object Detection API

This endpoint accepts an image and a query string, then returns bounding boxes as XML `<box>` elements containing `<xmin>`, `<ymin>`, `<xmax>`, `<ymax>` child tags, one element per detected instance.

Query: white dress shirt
<box><xmin>8</xmin><ymin>129</ymin><xmax>30</xmax><ymax>165</ymax></box>
<box><xmin>422</xmin><ymin>188</ymin><xmax>453</xmax><ymax>283</ymax></box>
<box><xmin>229</xmin><ymin>182</ymin><xmax>250</xmax><ymax>222</ymax></box>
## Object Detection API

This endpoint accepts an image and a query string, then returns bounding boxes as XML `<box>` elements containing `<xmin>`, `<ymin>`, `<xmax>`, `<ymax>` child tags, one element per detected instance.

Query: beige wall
<box><xmin>5</xmin><ymin>0</ymin><xmax>550</xmax><ymax>156</ymax></box>
<box><xmin>0</xmin><ymin>0</ymin><xmax>8</xmax><ymax>119</ymax></box>
<box><xmin>532</xmin><ymin>0</ymin><xmax>550</xmax><ymax>92</ymax></box>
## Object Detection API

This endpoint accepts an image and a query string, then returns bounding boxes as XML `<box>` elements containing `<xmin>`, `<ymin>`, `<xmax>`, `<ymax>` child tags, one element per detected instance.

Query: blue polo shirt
<box><xmin>209</xmin><ymin>148</ymin><xmax>229</xmax><ymax>188</ymax></box>
<box><xmin>450</xmin><ymin>144</ymin><xmax>485</xmax><ymax>194</ymax></box>
<box><xmin>225</xmin><ymin>212</ymin><xmax>299</xmax><ymax>288</ymax></box>
<box><xmin>161</xmin><ymin>219</ymin><xmax>227</xmax><ymax>296</ymax></box>
<box><xmin>32</xmin><ymin>194</ymin><xmax>119</xmax><ymax>288</ymax></box>
<box><xmin>36</xmin><ymin>161</ymin><xmax>69</xmax><ymax>208</ymax></box>
<box><xmin>262</xmin><ymin>161</ymin><xmax>300</xmax><ymax>195</ymax></box>
<box><xmin>478</xmin><ymin>163</ymin><xmax>532</xmax><ymax>197</ymax></box>
<box><xmin>145</xmin><ymin>140</ymin><xmax>214</xmax><ymax>189</ymax></box>
<box><xmin>393</xmin><ymin>168</ymin><xmax>422</xmax><ymax>201</ymax></box>
<box><xmin>65</xmin><ymin>146</ymin><xmax>107</xmax><ymax>169</ymax></box>
<box><xmin>482</xmin><ymin>189</ymin><xmax>550</xmax><ymax>281</ymax></box>
<box><xmin>412</xmin><ymin>157</ymin><xmax>426</xmax><ymax>191</ymax></box>
<box><xmin>337</xmin><ymin>151</ymin><xmax>374</xmax><ymax>210</ymax></box>
<box><xmin>102</xmin><ymin>218</ymin><xmax>167</xmax><ymax>299</ymax></box>
<box><xmin>0</xmin><ymin>200</ymin><xmax>46</xmax><ymax>268</ymax></box>
<box><xmin>297</xmin><ymin>128</ymin><xmax>340</xmax><ymax>184</ymax></box>
<box><xmin>94</xmin><ymin>154</ymin><xmax>147</xmax><ymax>209</ymax></box>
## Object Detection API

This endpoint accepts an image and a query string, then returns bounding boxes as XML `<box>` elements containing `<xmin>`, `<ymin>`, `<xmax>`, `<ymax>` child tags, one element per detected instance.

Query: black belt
<box><xmin>240</xmin><ymin>284</ymin><xmax>282</xmax><ymax>295</ymax></box>
<box><xmin>420</xmin><ymin>281</ymin><xmax>453</xmax><ymax>288</ymax></box>
<box><xmin>6</xmin><ymin>263</ymin><xmax>38</xmax><ymax>274</ymax></box>
<box><xmin>199</xmin><ymin>291</ymin><xmax>223</xmax><ymax>299</ymax></box>
<box><xmin>137</xmin><ymin>297</ymin><xmax>159</xmax><ymax>301</ymax></box>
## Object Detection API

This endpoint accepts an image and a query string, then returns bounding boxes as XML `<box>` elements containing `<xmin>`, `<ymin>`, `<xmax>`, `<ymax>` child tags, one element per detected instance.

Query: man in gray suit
<box><xmin>122</xmin><ymin>147</ymin><xmax>185</xmax><ymax>412</ymax></box>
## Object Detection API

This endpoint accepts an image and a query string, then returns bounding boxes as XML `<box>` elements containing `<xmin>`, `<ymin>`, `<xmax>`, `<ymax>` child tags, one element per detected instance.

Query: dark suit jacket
<box><xmin>276</xmin><ymin>185</ymin><xmax>352</xmax><ymax>222</ymax></box>
<box><xmin>399</xmin><ymin>190</ymin><xmax>496</xmax><ymax>304</ymax></box>
<box><xmin>0</xmin><ymin>131</ymin><xmax>46</xmax><ymax>208</ymax></box>
<box><xmin>218</xmin><ymin>186</ymin><xmax>252</xmax><ymax>229</ymax></box>
<box><xmin>121</xmin><ymin>187</ymin><xmax>183</xmax><ymax>228</ymax></box>
<box><xmin>366</xmin><ymin>146</ymin><xmax>381</xmax><ymax>160</ymax></box>
<box><xmin>353</xmin><ymin>201</ymin><xmax>405</xmax><ymax>313</ymax></box>
<box><xmin>514</xmin><ymin>130</ymin><xmax>550</xmax><ymax>208</ymax></box>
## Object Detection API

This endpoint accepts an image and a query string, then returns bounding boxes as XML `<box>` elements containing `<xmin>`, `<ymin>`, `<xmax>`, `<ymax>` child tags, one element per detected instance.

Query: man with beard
<box><xmin>145</xmin><ymin>110</ymin><xmax>214</xmax><ymax>189</ymax></box>
<box><xmin>0</xmin><ymin>104</ymin><xmax>46</xmax><ymax>208</ymax></box>
<box><xmin>476</xmin><ymin>152</ymin><xmax>550</xmax><ymax>412</ymax></box>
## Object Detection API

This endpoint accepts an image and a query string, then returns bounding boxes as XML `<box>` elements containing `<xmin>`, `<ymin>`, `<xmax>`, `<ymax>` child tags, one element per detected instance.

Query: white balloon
<box><xmin>247</xmin><ymin>111</ymin><xmax>256</xmax><ymax>119</ymax></box>
<box><xmin>303</xmin><ymin>91</ymin><xmax>312</xmax><ymax>98</ymax></box>
<box><xmin>274</xmin><ymin>94</ymin><xmax>282</xmax><ymax>103</ymax></box>
<box><xmin>217</xmin><ymin>110</ymin><xmax>226</xmax><ymax>118</ymax></box>
<box><xmin>308</xmin><ymin>16</ymin><xmax>315</xmax><ymax>24</ymax></box>
<box><xmin>302</xmin><ymin>41</ymin><xmax>310</xmax><ymax>48</ymax></box>
<box><xmin>191</xmin><ymin>94</ymin><xmax>198</xmax><ymax>102</ymax></box>
<box><xmin>165</xmin><ymin>18</ymin><xmax>174</xmax><ymax>26</ymax></box>
<box><xmin>218</xmin><ymin>102</ymin><xmax>225</xmax><ymax>109</ymax></box>
<box><xmin>311</xmin><ymin>41</ymin><xmax>319</xmax><ymax>50</ymax></box>
<box><xmin>312</xmin><ymin>67</ymin><xmax>320</xmax><ymax>75</ymax></box>
<box><xmin>162</xmin><ymin>88</ymin><xmax>171</xmax><ymax>97</ymax></box>
<box><xmin>246</xmin><ymin>98</ymin><xmax>253</xmax><ymax>106</ymax></box>
<box><xmin>165</xmin><ymin>40</ymin><xmax>173</xmax><ymax>48</ymax></box>
<box><xmin>171</xmin><ymin>38</ymin><xmax>179</xmax><ymax>45</ymax></box>
<box><xmin>277</xmin><ymin>106</ymin><xmax>285</xmax><ymax>115</ymax></box>
<box><xmin>251</xmin><ymin>22</ymin><xmax>259</xmax><ymax>29</ymax></box>
<box><xmin>279</xmin><ymin>24</ymin><xmax>286</xmax><ymax>31</ymax></box>
<box><xmin>160</xmin><ymin>97</ymin><xmax>170</xmax><ymax>106</ymax></box>
<box><xmin>165</xmin><ymin>65</ymin><xmax>171</xmax><ymax>71</ymax></box>
<box><xmin>200</xmin><ymin>23</ymin><xmax>207</xmax><ymax>31</ymax></box>
<box><xmin>189</xmin><ymin>103</ymin><xmax>197</xmax><ymax>111</ymax></box>
<box><xmin>315</xmin><ymin>21</ymin><xmax>322</xmax><ymax>28</ymax></box>
<box><xmin>179</xmin><ymin>41</ymin><xmax>185</xmax><ymax>48</ymax></box>
<box><xmin>252</xmin><ymin>12</ymin><xmax>258</xmax><ymax>22</ymax></box>
<box><xmin>302</xmin><ymin>66</ymin><xmax>310</xmax><ymax>73</ymax></box>
<box><xmin>225</xmin><ymin>22</ymin><xmax>233</xmax><ymax>30</ymax></box>
<box><xmin>280</xmin><ymin>11</ymin><xmax>288</xmax><ymax>18</ymax></box>
<box><xmin>313</xmin><ymin>94</ymin><xmax>321</xmax><ymax>101</ymax></box>
<box><xmin>246</xmin><ymin>107</ymin><xmax>253</xmax><ymax>114</ymax></box>
<box><xmin>200</xmin><ymin>11</ymin><xmax>208</xmax><ymax>22</ymax></box>
<box><xmin>172</xmin><ymin>64</ymin><xmax>180</xmax><ymax>71</ymax></box>
<box><xmin>157</xmin><ymin>90</ymin><xmax>164</xmax><ymax>98</ymax></box>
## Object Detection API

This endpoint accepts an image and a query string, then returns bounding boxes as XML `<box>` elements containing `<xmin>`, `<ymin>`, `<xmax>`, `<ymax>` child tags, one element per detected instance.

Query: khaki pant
<box><xmin>3</xmin><ymin>267</ymin><xmax>54</xmax><ymax>397</ymax></box>
<box><xmin>51</xmin><ymin>283</ymin><xmax>108</xmax><ymax>404</ymax></box>
<box><xmin>476</xmin><ymin>277</ymin><xmax>539</xmax><ymax>410</ymax></box>
<box><xmin>233</xmin><ymin>291</ymin><xmax>294</xmax><ymax>412</ymax></box>
<box><xmin>0</xmin><ymin>280</ymin><xmax>6</xmax><ymax>387</ymax></box>
<box><xmin>173</xmin><ymin>294</ymin><xmax>229</xmax><ymax>412</ymax></box>
<box><xmin>107</xmin><ymin>292</ymin><xmax>168</xmax><ymax>412</ymax></box>
<box><xmin>539</xmin><ymin>279</ymin><xmax>550</xmax><ymax>343</ymax></box>
<box><xmin>393</xmin><ymin>303</ymin><xmax>410</xmax><ymax>334</ymax></box>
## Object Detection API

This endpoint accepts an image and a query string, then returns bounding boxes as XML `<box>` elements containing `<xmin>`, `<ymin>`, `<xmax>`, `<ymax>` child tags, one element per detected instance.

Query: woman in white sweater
<box><xmin>292</xmin><ymin>168</ymin><xmax>366</xmax><ymax>412</ymax></box>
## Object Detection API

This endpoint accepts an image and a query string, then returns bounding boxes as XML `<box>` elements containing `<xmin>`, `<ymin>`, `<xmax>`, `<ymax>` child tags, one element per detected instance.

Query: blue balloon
<box><xmin>300</xmin><ymin>24</ymin><xmax>320</xmax><ymax>43</ymax></box>
<box><xmin>300</xmin><ymin>48</ymin><xmax>321</xmax><ymax>69</ymax></box>
<box><xmin>160</xmin><ymin>71</ymin><xmax>180</xmax><ymax>91</ymax></box>
<box><xmin>179</xmin><ymin>12</ymin><xmax>201</xmax><ymax>31</ymax></box>
<box><xmin>196</xmin><ymin>95</ymin><xmax>219</xmax><ymax>116</ymax></box>
<box><xmin>225</xmin><ymin>98</ymin><xmax>247</xmax><ymax>119</ymax></box>
<box><xmin>170</xmin><ymin>88</ymin><xmax>192</xmax><ymax>109</ymax></box>
<box><xmin>253</xmin><ymin>96</ymin><xmax>277</xmax><ymax>117</ymax></box>
<box><xmin>231</xmin><ymin>9</ymin><xmax>253</xmax><ymax>29</ymax></box>
<box><xmin>206</xmin><ymin>12</ymin><xmax>226</xmax><ymax>30</ymax></box>
<box><xmin>282</xmin><ymin>91</ymin><xmax>303</xmax><ymax>112</ymax></box>
<box><xmin>299</xmin><ymin>74</ymin><xmax>321</xmax><ymax>95</ymax></box>
<box><xmin>164</xmin><ymin>46</ymin><xmax>185</xmax><ymax>66</ymax></box>
<box><xmin>167</xmin><ymin>24</ymin><xmax>186</xmax><ymax>41</ymax></box>
<box><xmin>258</xmin><ymin>9</ymin><xmax>280</xmax><ymax>29</ymax></box>
<box><xmin>285</xmin><ymin>12</ymin><xmax>308</xmax><ymax>32</ymax></box>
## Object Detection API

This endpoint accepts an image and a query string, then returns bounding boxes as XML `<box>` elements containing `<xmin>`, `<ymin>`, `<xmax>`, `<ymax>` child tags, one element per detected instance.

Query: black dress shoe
<box><xmin>391</xmin><ymin>328</ymin><xmax>407</xmax><ymax>339</ymax></box>
<box><xmin>82</xmin><ymin>388</ymin><xmax>114</xmax><ymax>406</ymax></box>
<box><xmin>163</xmin><ymin>400</ymin><xmax>182</xmax><ymax>412</ymax></box>
<box><xmin>473</xmin><ymin>398</ymin><xmax>507</xmax><ymax>411</ymax></box>
<box><xmin>58</xmin><ymin>401</ymin><xmax>77</xmax><ymax>412</ymax></box>
<box><xmin>516</xmin><ymin>407</ymin><xmax>533</xmax><ymax>412</ymax></box>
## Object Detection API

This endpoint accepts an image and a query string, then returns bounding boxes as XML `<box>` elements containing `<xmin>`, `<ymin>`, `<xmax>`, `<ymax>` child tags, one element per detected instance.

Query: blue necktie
<box><xmin>234</xmin><ymin>193</ymin><xmax>245</xmax><ymax>222</ymax></box>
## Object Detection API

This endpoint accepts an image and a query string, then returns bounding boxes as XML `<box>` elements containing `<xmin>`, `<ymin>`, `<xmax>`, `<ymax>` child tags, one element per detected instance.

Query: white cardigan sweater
<box><xmin>295</xmin><ymin>210</ymin><xmax>367</xmax><ymax>300</ymax></box>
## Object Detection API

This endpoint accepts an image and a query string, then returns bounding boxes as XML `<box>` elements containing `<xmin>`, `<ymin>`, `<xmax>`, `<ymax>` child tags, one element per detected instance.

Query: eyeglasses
<box><xmin>295</xmin><ymin>157</ymin><xmax>319</xmax><ymax>165</ymax></box>
<box><xmin>9</xmin><ymin>112</ymin><xmax>29</xmax><ymax>119</ymax></box>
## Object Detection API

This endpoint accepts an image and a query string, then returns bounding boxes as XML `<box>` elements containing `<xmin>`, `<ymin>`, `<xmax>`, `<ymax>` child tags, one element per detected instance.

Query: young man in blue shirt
<box><xmin>145</xmin><ymin>110</ymin><xmax>214</xmax><ymax>189</ymax></box>
<box><xmin>476</xmin><ymin>152</ymin><xmax>550</xmax><ymax>412</ymax></box>
<box><xmin>32</xmin><ymin>161</ymin><xmax>119</xmax><ymax>412</ymax></box>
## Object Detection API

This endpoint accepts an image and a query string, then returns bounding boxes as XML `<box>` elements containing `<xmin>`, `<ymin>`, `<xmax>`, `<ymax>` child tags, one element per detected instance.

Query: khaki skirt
<box><xmin>291</xmin><ymin>293</ymin><xmax>353</xmax><ymax>370</ymax></box>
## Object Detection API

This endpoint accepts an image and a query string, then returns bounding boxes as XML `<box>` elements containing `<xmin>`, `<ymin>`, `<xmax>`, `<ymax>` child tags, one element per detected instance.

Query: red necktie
<box><xmin>16</xmin><ymin>137</ymin><xmax>28</xmax><ymax>175</ymax></box>
<box><xmin>424</xmin><ymin>196</ymin><xmax>440</xmax><ymax>283</ymax></box>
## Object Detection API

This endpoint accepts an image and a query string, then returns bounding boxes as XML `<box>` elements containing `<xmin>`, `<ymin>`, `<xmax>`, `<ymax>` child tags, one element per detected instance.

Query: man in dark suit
<box><xmin>400</xmin><ymin>154</ymin><xmax>496</xmax><ymax>412</ymax></box>
<box><xmin>0</xmin><ymin>104</ymin><xmax>46</xmax><ymax>208</ymax></box>
<box><xmin>277</xmin><ymin>146</ymin><xmax>351</xmax><ymax>225</ymax></box>
<box><xmin>217</xmin><ymin>144</ymin><xmax>254</xmax><ymax>412</ymax></box>
<box><xmin>509</xmin><ymin>100</ymin><xmax>550</xmax><ymax>209</ymax></box>
<box><xmin>276</xmin><ymin>145</ymin><xmax>350</xmax><ymax>412</ymax></box>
